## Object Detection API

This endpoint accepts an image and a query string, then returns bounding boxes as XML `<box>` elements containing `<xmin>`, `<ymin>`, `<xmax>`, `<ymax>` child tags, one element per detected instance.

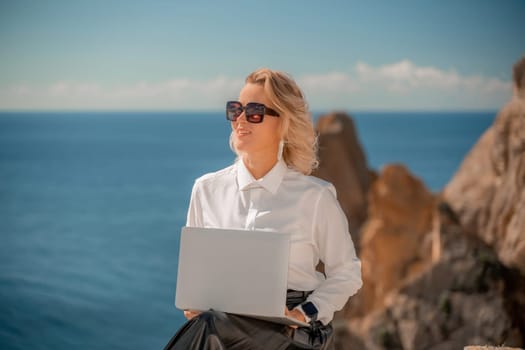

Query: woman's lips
<box><xmin>237</xmin><ymin>129</ymin><xmax>252</xmax><ymax>136</ymax></box>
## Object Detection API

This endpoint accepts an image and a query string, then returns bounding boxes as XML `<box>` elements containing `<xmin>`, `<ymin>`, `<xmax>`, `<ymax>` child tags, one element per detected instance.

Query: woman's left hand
<box><xmin>284</xmin><ymin>307</ymin><xmax>306</xmax><ymax>328</ymax></box>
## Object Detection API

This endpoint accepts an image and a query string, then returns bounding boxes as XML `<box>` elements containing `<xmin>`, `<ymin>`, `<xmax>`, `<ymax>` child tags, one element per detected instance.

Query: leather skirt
<box><xmin>163</xmin><ymin>290</ymin><xmax>334</xmax><ymax>350</ymax></box>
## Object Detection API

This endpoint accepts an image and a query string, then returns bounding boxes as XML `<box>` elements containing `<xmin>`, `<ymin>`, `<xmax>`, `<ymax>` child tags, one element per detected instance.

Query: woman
<box><xmin>165</xmin><ymin>68</ymin><xmax>362</xmax><ymax>350</ymax></box>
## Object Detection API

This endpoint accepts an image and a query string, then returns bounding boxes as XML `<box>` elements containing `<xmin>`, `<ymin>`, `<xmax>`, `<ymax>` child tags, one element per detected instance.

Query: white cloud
<box><xmin>299</xmin><ymin>72</ymin><xmax>359</xmax><ymax>92</ymax></box>
<box><xmin>0</xmin><ymin>76</ymin><xmax>244</xmax><ymax>110</ymax></box>
<box><xmin>48</xmin><ymin>81</ymin><xmax>102</xmax><ymax>97</ymax></box>
<box><xmin>354</xmin><ymin>60</ymin><xmax>510</xmax><ymax>94</ymax></box>
<box><xmin>300</xmin><ymin>60</ymin><xmax>512</xmax><ymax>110</ymax></box>
<box><xmin>0</xmin><ymin>61</ymin><xmax>513</xmax><ymax>111</ymax></box>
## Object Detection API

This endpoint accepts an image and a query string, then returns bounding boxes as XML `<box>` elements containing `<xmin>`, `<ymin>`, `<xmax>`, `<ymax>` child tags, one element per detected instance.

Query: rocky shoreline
<box><xmin>313</xmin><ymin>108</ymin><xmax>525</xmax><ymax>350</ymax></box>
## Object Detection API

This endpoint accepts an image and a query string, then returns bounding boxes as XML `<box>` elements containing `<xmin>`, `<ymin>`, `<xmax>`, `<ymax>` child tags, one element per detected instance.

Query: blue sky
<box><xmin>1</xmin><ymin>0</ymin><xmax>524</xmax><ymax>111</ymax></box>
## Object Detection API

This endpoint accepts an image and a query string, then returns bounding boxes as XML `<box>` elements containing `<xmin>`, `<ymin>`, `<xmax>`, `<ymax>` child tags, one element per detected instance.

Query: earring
<box><xmin>229</xmin><ymin>132</ymin><xmax>236</xmax><ymax>154</ymax></box>
<box><xmin>277</xmin><ymin>140</ymin><xmax>285</xmax><ymax>161</ymax></box>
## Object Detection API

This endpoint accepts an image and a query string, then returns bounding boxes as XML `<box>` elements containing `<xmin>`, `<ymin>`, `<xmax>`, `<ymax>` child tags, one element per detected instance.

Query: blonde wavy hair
<box><xmin>236</xmin><ymin>68</ymin><xmax>319</xmax><ymax>175</ymax></box>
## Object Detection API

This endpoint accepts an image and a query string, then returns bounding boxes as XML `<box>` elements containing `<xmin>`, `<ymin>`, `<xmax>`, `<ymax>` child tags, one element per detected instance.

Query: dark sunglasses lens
<box><xmin>245</xmin><ymin>104</ymin><xmax>264</xmax><ymax>123</ymax></box>
<box><xmin>226</xmin><ymin>102</ymin><xmax>242</xmax><ymax>121</ymax></box>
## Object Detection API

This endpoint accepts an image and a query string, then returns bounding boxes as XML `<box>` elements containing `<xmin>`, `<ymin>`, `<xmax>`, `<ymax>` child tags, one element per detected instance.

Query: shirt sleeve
<box><xmin>305</xmin><ymin>184</ymin><xmax>363</xmax><ymax>325</ymax></box>
<box><xmin>186</xmin><ymin>180</ymin><xmax>203</xmax><ymax>227</ymax></box>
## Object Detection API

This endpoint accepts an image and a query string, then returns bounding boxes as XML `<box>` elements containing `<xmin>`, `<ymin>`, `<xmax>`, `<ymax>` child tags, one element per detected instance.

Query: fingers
<box><xmin>183</xmin><ymin>310</ymin><xmax>201</xmax><ymax>320</ymax></box>
<box><xmin>284</xmin><ymin>307</ymin><xmax>305</xmax><ymax>328</ymax></box>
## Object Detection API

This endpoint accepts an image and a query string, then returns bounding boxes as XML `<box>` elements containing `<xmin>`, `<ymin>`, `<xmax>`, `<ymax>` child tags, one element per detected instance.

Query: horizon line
<box><xmin>0</xmin><ymin>108</ymin><xmax>499</xmax><ymax>114</ymax></box>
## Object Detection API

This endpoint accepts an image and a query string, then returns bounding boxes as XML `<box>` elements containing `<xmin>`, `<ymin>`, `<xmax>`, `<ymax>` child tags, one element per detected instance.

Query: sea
<box><xmin>0</xmin><ymin>111</ymin><xmax>495</xmax><ymax>350</ymax></box>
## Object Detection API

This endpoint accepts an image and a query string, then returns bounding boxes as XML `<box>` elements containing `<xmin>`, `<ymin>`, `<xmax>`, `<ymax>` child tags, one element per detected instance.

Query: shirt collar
<box><xmin>236</xmin><ymin>159</ymin><xmax>287</xmax><ymax>195</ymax></box>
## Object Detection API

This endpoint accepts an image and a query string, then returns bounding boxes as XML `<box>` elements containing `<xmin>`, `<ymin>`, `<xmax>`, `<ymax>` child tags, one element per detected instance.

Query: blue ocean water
<box><xmin>0</xmin><ymin>111</ymin><xmax>494</xmax><ymax>349</ymax></box>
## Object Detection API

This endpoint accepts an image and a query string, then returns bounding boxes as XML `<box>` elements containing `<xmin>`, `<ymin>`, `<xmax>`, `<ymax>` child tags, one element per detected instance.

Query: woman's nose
<box><xmin>236</xmin><ymin>111</ymin><xmax>248</xmax><ymax>124</ymax></box>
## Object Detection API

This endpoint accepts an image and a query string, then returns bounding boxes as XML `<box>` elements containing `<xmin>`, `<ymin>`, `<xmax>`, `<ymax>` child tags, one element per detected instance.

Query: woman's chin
<box><xmin>233</xmin><ymin>141</ymin><xmax>250</xmax><ymax>154</ymax></box>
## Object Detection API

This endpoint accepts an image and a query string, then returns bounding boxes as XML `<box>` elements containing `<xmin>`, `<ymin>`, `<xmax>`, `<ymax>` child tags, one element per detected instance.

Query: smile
<box><xmin>237</xmin><ymin>129</ymin><xmax>252</xmax><ymax>136</ymax></box>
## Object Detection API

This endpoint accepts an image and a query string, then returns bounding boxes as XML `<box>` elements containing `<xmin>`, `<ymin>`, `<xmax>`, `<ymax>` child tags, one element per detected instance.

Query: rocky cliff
<box><xmin>313</xmin><ymin>110</ymin><xmax>525</xmax><ymax>350</ymax></box>
<box><xmin>312</xmin><ymin>112</ymin><xmax>373</xmax><ymax>244</ymax></box>
<box><xmin>443</xmin><ymin>97</ymin><xmax>525</xmax><ymax>275</ymax></box>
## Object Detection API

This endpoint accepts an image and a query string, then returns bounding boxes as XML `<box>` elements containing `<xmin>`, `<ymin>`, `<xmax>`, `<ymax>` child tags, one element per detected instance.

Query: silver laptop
<box><xmin>175</xmin><ymin>226</ymin><xmax>309</xmax><ymax>327</ymax></box>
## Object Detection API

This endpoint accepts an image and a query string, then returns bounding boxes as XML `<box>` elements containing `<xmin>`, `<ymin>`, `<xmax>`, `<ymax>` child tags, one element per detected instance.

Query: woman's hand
<box><xmin>284</xmin><ymin>307</ymin><xmax>306</xmax><ymax>328</ymax></box>
<box><xmin>183</xmin><ymin>310</ymin><xmax>201</xmax><ymax>320</ymax></box>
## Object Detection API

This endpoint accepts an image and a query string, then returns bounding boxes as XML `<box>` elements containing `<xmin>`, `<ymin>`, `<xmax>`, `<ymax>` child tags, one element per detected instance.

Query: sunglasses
<box><xmin>226</xmin><ymin>101</ymin><xmax>280</xmax><ymax>124</ymax></box>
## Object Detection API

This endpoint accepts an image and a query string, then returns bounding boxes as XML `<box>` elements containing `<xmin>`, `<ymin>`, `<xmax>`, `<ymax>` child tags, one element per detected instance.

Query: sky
<box><xmin>0</xmin><ymin>0</ymin><xmax>524</xmax><ymax>112</ymax></box>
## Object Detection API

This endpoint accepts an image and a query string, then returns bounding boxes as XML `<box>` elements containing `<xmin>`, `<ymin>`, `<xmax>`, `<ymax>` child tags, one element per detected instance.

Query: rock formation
<box><xmin>443</xmin><ymin>96</ymin><xmax>525</xmax><ymax>275</ymax></box>
<box><xmin>313</xmin><ymin>109</ymin><xmax>525</xmax><ymax>350</ymax></box>
<box><xmin>464</xmin><ymin>347</ymin><xmax>524</xmax><ymax>350</ymax></box>
<box><xmin>313</xmin><ymin>112</ymin><xmax>373</xmax><ymax>244</ymax></box>
<box><xmin>348</xmin><ymin>208</ymin><xmax>523</xmax><ymax>349</ymax></box>
<box><xmin>359</xmin><ymin>164</ymin><xmax>436</xmax><ymax>312</ymax></box>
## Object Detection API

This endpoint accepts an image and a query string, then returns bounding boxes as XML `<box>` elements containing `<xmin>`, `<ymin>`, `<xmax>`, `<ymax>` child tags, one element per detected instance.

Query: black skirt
<box><xmin>163</xmin><ymin>291</ymin><xmax>334</xmax><ymax>350</ymax></box>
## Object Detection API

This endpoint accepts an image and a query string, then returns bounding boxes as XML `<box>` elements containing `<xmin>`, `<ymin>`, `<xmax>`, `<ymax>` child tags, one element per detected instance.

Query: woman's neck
<box><xmin>242</xmin><ymin>154</ymin><xmax>278</xmax><ymax>180</ymax></box>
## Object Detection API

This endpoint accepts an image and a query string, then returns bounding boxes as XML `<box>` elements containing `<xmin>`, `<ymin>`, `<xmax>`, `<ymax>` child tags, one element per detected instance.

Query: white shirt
<box><xmin>186</xmin><ymin>159</ymin><xmax>362</xmax><ymax>324</ymax></box>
